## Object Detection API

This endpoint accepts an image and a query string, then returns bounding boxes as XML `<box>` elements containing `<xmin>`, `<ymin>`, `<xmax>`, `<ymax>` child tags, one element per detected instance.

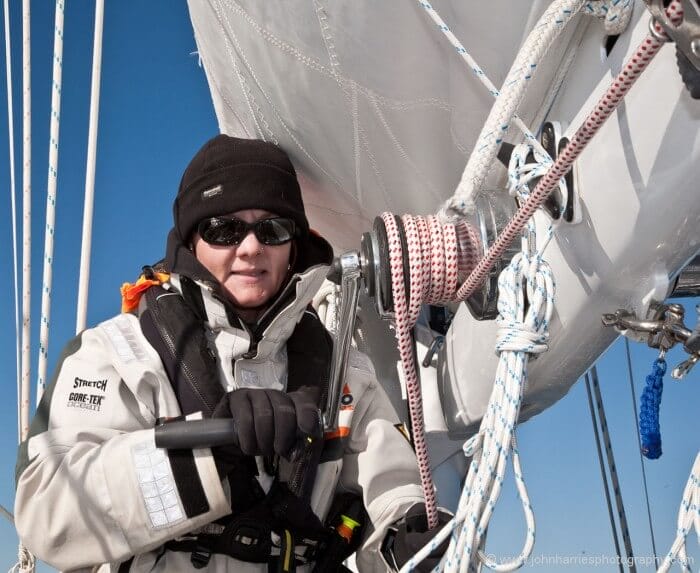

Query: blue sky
<box><xmin>0</xmin><ymin>2</ymin><xmax>697</xmax><ymax>571</ymax></box>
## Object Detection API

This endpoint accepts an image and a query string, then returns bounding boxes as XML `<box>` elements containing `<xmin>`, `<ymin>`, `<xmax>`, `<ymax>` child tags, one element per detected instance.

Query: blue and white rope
<box><xmin>415</xmin><ymin>2</ymin><xmax>546</xmax><ymax>157</ymax></box>
<box><xmin>657</xmin><ymin>452</ymin><xmax>700</xmax><ymax>573</ymax></box>
<box><xmin>401</xmin><ymin>156</ymin><xmax>555</xmax><ymax>573</ymax></box>
<box><xmin>583</xmin><ymin>0</ymin><xmax>634</xmax><ymax>36</ymax></box>
<box><xmin>37</xmin><ymin>0</ymin><xmax>65</xmax><ymax>404</ymax></box>
<box><xmin>434</xmin><ymin>0</ymin><xmax>585</xmax><ymax>222</ymax></box>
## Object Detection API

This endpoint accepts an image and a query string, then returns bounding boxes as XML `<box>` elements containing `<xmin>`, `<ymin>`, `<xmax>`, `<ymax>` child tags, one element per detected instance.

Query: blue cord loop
<box><xmin>639</xmin><ymin>357</ymin><xmax>666</xmax><ymax>460</ymax></box>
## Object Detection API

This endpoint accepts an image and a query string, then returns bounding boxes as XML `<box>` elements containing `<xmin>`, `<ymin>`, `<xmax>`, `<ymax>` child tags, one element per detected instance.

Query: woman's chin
<box><xmin>224</xmin><ymin>287</ymin><xmax>271</xmax><ymax>311</ymax></box>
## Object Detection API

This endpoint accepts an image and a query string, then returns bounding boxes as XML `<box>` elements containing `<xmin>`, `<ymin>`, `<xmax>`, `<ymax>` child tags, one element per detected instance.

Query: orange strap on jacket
<box><xmin>120</xmin><ymin>272</ymin><xmax>170</xmax><ymax>313</ymax></box>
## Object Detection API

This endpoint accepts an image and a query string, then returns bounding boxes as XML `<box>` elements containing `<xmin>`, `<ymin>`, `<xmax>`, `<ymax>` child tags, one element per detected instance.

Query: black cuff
<box><xmin>167</xmin><ymin>448</ymin><xmax>210</xmax><ymax>518</ymax></box>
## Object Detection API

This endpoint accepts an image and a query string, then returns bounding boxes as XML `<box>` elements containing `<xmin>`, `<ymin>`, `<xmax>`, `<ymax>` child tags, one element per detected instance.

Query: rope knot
<box><xmin>496</xmin><ymin>324</ymin><xmax>549</xmax><ymax>354</ymax></box>
<box><xmin>463</xmin><ymin>430</ymin><xmax>484</xmax><ymax>457</ymax></box>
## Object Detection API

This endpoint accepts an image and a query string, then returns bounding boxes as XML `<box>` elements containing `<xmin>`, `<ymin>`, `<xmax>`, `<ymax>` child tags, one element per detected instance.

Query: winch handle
<box><xmin>154</xmin><ymin>418</ymin><xmax>237</xmax><ymax>450</ymax></box>
<box><xmin>323</xmin><ymin>251</ymin><xmax>362</xmax><ymax>432</ymax></box>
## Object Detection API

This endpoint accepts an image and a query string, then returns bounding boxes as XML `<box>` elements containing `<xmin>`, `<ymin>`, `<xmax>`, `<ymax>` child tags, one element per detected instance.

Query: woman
<box><xmin>14</xmin><ymin>135</ymin><xmax>447</xmax><ymax>572</ymax></box>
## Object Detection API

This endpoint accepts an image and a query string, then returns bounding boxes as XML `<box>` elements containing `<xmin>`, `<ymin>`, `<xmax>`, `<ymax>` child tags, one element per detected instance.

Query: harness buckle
<box><xmin>190</xmin><ymin>544</ymin><xmax>212</xmax><ymax>569</ymax></box>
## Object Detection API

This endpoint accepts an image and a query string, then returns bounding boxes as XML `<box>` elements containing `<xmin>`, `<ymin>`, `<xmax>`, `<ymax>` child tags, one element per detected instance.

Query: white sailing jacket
<box><xmin>14</xmin><ymin>263</ymin><xmax>424</xmax><ymax>572</ymax></box>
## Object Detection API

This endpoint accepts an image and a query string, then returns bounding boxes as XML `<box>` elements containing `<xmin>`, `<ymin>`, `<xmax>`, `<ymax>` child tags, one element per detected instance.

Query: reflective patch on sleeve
<box><xmin>101</xmin><ymin>315</ymin><xmax>147</xmax><ymax>364</ymax></box>
<box><xmin>132</xmin><ymin>437</ymin><xmax>185</xmax><ymax>529</ymax></box>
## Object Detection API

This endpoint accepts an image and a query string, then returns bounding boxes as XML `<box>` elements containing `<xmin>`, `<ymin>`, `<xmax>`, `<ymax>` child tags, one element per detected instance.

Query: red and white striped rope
<box><xmin>455</xmin><ymin>0</ymin><xmax>683</xmax><ymax>302</ymax></box>
<box><xmin>381</xmin><ymin>213</ymin><xmax>479</xmax><ymax>528</ymax></box>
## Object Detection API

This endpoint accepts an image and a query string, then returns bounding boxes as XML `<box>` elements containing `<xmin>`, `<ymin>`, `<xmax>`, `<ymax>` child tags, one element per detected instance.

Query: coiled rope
<box><xmin>657</xmin><ymin>453</ymin><xmax>700</xmax><ymax>573</ymax></box>
<box><xmin>382</xmin><ymin>213</ymin><xmax>480</xmax><ymax>529</ymax></box>
<box><xmin>399</xmin><ymin>175</ymin><xmax>555</xmax><ymax>571</ymax></box>
<box><xmin>394</xmin><ymin>143</ymin><xmax>554</xmax><ymax>571</ymax></box>
<box><xmin>639</xmin><ymin>357</ymin><xmax>666</xmax><ymax>460</ymax></box>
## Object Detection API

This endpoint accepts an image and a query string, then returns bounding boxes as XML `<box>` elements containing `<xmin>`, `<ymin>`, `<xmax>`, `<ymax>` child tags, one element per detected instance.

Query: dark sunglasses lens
<box><xmin>199</xmin><ymin>218</ymin><xmax>246</xmax><ymax>245</ymax></box>
<box><xmin>256</xmin><ymin>218</ymin><xmax>295</xmax><ymax>245</ymax></box>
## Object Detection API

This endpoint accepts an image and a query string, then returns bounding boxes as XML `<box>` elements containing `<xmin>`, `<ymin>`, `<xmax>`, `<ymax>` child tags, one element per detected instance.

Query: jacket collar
<box><xmin>167</xmin><ymin>263</ymin><xmax>329</xmax><ymax>362</ymax></box>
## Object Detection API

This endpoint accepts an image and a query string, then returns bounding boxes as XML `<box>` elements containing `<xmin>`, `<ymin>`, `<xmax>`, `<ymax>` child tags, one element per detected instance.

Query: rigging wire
<box><xmin>585</xmin><ymin>371</ymin><xmax>625</xmax><ymax>573</ymax></box>
<box><xmin>36</xmin><ymin>0</ymin><xmax>65</xmax><ymax>404</ymax></box>
<box><xmin>590</xmin><ymin>366</ymin><xmax>637</xmax><ymax>572</ymax></box>
<box><xmin>3</xmin><ymin>0</ymin><xmax>19</xmax><ymax>440</ymax></box>
<box><xmin>624</xmin><ymin>338</ymin><xmax>659</xmax><ymax>561</ymax></box>
<box><xmin>75</xmin><ymin>0</ymin><xmax>104</xmax><ymax>334</ymax></box>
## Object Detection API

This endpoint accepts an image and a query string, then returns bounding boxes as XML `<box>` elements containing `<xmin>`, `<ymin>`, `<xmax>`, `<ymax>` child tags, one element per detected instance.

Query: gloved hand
<box><xmin>391</xmin><ymin>503</ymin><xmax>452</xmax><ymax>573</ymax></box>
<box><xmin>213</xmin><ymin>388</ymin><xmax>321</xmax><ymax>458</ymax></box>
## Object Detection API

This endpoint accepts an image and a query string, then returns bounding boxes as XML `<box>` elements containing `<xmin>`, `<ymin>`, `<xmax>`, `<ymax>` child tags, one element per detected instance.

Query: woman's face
<box><xmin>192</xmin><ymin>209</ymin><xmax>292</xmax><ymax>316</ymax></box>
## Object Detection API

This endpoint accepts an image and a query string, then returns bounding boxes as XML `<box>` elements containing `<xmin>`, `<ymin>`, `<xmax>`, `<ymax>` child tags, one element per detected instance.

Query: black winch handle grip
<box><xmin>154</xmin><ymin>419</ymin><xmax>238</xmax><ymax>450</ymax></box>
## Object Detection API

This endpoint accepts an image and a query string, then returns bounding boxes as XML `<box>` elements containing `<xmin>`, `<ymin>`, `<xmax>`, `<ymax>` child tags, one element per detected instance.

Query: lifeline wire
<box><xmin>585</xmin><ymin>373</ymin><xmax>625</xmax><ymax>573</ymax></box>
<box><xmin>590</xmin><ymin>366</ymin><xmax>636</xmax><ymax>571</ymax></box>
<box><xmin>453</xmin><ymin>0</ymin><xmax>684</xmax><ymax>303</ymax></box>
<box><xmin>37</xmin><ymin>0</ymin><xmax>65</xmax><ymax>404</ymax></box>
<box><xmin>624</xmin><ymin>338</ymin><xmax>659</xmax><ymax>561</ymax></box>
<box><xmin>75</xmin><ymin>0</ymin><xmax>104</xmax><ymax>334</ymax></box>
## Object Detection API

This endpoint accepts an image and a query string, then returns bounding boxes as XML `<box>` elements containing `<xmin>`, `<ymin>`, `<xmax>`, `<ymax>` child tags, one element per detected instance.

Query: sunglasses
<box><xmin>197</xmin><ymin>216</ymin><xmax>297</xmax><ymax>246</ymax></box>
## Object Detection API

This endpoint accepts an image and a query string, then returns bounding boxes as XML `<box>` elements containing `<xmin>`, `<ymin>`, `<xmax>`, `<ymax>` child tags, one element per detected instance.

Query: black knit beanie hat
<box><xmin>172</xmin><ymin>134</ymin><xmax>332</xmax><ymax>272</ymax></box>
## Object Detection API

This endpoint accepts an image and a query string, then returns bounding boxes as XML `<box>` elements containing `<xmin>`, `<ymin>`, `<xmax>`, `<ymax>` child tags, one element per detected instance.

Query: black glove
<box><xmin>213</xmin><ymin>388</ymin><xmax>320</xmax><ymax>458</ymax></box>
<box><xmin>390</xmin><ymin>503</ymin><xmax>452</xmax><ymax>573</ymax></box>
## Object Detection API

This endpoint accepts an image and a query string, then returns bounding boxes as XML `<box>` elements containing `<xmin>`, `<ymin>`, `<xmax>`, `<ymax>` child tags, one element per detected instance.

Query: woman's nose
<box><xmin>236</xmin><ymin>228</ymin><xmax>263</xmax><ymax>256</ymax></box>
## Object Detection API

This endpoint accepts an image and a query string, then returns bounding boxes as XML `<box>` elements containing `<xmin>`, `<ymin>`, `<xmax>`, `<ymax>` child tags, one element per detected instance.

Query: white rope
<box><xmin>583</xmin><ymin>0</ymin><xmax>634</xmax><ymax>36</ymax></box>
<box><xmin>8</xmin><ymin>543</ymin><xmax>35</xmax><ymax>573</ymax></box>
<box><xmin>16</xmin><ymin>2</ymin><xmax>35</xmax><ymax>571</ymax></box>
<box><xmin>401</xmin><ymin>150</ymin><xmax>555</xmax><ymax>573</ymax></box>
<box><xmin>437</xmin><ymin>0</ymin><xmax>585</xmax><ymax>222</ymax></box>
<box><xmin>416</xmin><ymin>2</ymin><xmax>546</xmax><ymax>157</ymax></box>
<box><xmin>20</xmin><ymin>0</ymin><xmax>32</xmax><ymax>443</ymax></box>
<box><xmin>4</xmin><ymin>0</ymin><xmax>20</xmax><ymax>440</ymax></box>
<box><xmin>507</xmin><ymin>143</ymin><xmax>568</xmax><ymax>212</ymax></box>
<box><xmin>37</xmin><ymin>0</ymin><xmax>65</xmax><ymax>404</ymax></box>
<box><xmin>312</xmin><ymin>281</ymin><xmax>340</xmax><ymax>335</ymax></box>
<box><xmin>657</xmin><ymin>452</ymin><xmax>700</xmax><ymax>573</ymax></box>
<box><xmin>75</xmin><ymin>0</ymin><xmax>104</xmax><ymax>334</ymax></box>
